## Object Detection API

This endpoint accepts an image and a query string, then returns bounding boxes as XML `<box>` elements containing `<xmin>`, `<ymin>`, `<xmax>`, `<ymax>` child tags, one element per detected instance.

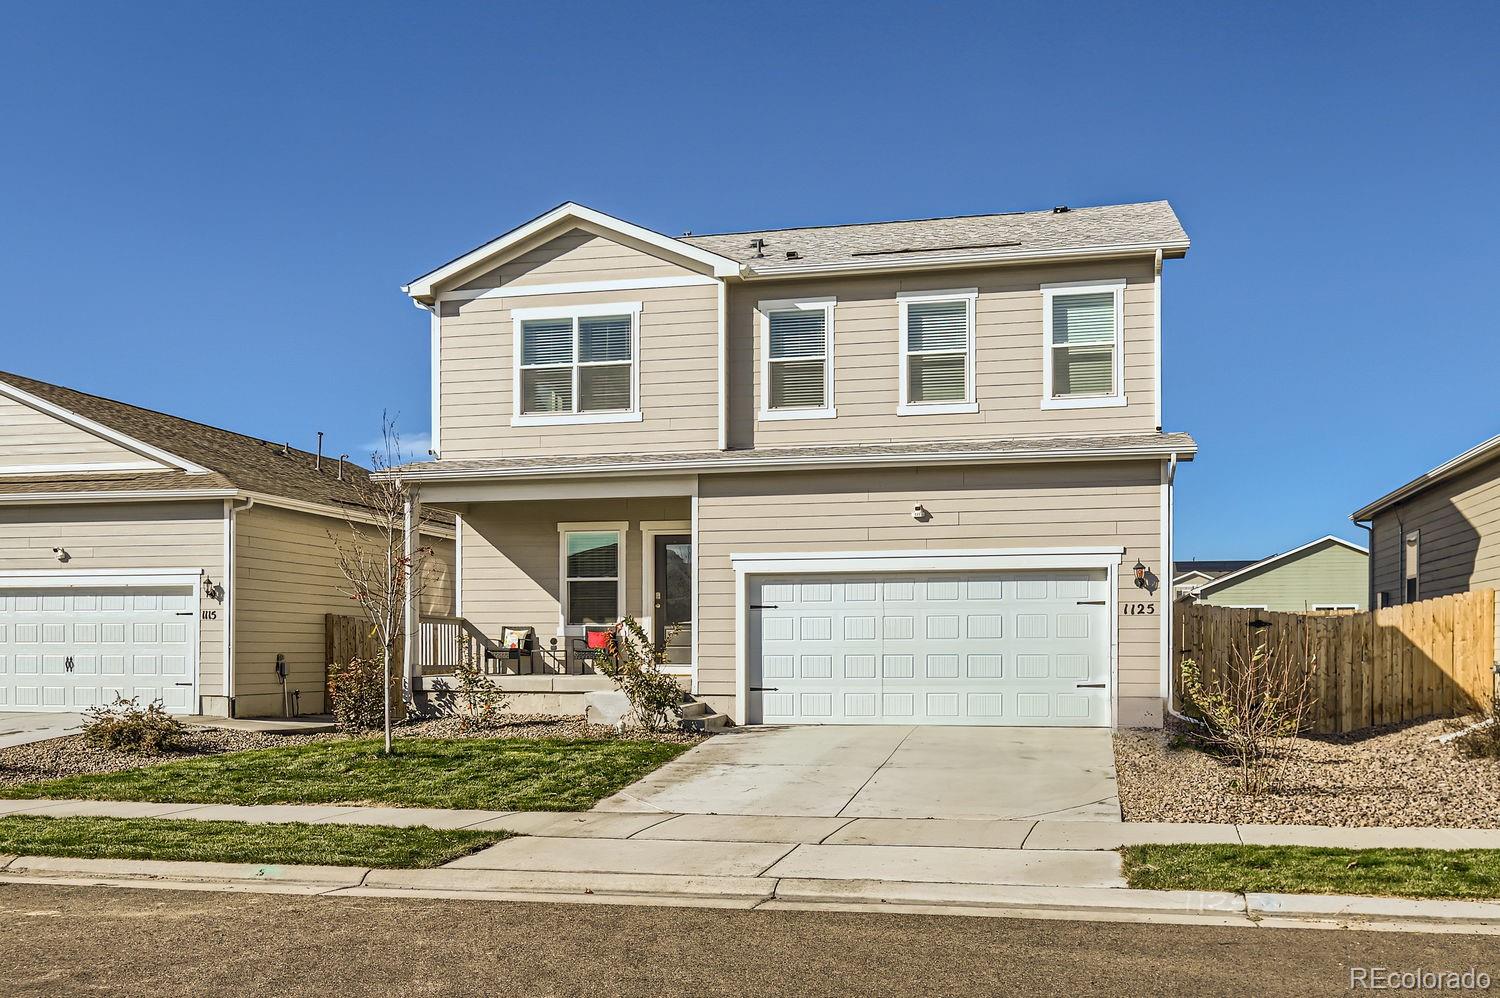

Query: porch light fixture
<box><xmin>1132</xmin><ymin>560</ymin><xmax>1147</xmax><ymax>588</ymax></box>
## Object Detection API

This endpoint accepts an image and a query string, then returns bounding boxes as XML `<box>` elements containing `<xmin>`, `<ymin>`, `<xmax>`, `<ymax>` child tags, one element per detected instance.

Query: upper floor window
<box><xmin>898</xmin><ymin>289</ymin><xmax>977</xmax><ymax>415</ymax></box>
<box><xmin>1041</xmin><ymin>280</ymin><xmax>1126</xmax><ymax>410</ymax></box>
<box><xmin>759</xmin><ymin>297</ymin><xmax>836</xmax><ymax>421</ymax></box>
<box><xmin>512</xmin><ymin>302</ymin><xmax>642</xmax><ymax>426</ymax></box>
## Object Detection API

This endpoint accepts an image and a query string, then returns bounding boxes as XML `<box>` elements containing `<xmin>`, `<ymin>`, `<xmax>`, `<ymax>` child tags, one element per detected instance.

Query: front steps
<box><xmin>678</xmin><ymin>699</ymin><xmax>730</xmax><ymax>732</ymax></box>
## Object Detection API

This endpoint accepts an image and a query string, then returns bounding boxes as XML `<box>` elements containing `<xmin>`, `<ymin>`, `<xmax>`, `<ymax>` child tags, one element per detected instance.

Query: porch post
<box><xmin>403</xmin><ymin>487</ymin><xmax>422</xmax><ymax>692</ymax></box>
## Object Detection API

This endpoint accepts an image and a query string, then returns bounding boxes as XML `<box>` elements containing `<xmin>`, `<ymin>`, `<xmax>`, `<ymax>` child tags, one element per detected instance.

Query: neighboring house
<box><xmin>1185</xmin><ymin>536</ymin><xmax>1368</xmax><ymax>611</ymax></box>
<box><xmin>392</xmin><ymin>199</ymin><xmax>1196</xmax><ymax>730</ymax></box>
<box><xmin>0</xmin><ymin>373</ymin><xmax>454</xmax><ymax>718</ymax></box>
<box><xmin>1172</xmin><ymin>559</ymin><xmax>1256</xmax><ymax>599</ymax></box>
<box><xmin>1352</xmin><ymin>432</ymin><xmax>1500</xmax><ymax>608</ymax></box>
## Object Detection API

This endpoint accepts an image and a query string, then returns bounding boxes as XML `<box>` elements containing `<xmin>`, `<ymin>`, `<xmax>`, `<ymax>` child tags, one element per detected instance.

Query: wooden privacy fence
<box><xmin>1174</xmin><ymin>590</ymin><xmax>1497</xmax><ymax>734</ymax></box>
<box><xmin>324</xmin><ymin>613</ymin><xmax>403</xmax><ymax>703</ymax></box>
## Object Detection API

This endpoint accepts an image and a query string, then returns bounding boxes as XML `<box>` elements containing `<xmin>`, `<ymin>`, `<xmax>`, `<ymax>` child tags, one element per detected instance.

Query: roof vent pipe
<box><xmin>315</xmin><ymin>432</ymin><xmax>323</xmax><ymax>471</ymax></box>
<box><xmin>337</xmin><ymin>455</ymin><xmax>348</xmax><ymax>481</ymax></box>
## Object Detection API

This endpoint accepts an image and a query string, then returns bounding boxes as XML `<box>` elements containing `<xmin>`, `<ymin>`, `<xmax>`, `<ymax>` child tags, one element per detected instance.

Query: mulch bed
<box><xmin>0</xmin><ymin>713</ymin><xmax>703</xmax><ymax>789</ymax></box>
<box><xmin>1115</xmin><ymin>717</ymin><xmax>1500</xmax><ymax>828</ymax></box>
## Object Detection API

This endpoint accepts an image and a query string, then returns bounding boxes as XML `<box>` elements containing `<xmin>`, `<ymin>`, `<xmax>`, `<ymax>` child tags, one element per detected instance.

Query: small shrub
<box><xmin>453</xmin><ymin>644</ymin><xmax>509</xmax><ymax>731</ymax></box>
<box><xmin>1453</xmin><ymin>695</ymin><xmax>1500</xmax><ymax>760</ymax></box>
<box><xmin>595</xmin><ymin>616</ymin><xmax>685</xmax><ymax>732</ymax></box>
<box><xmin>82</xmin><ymin>696</ymin><xmax>185</xmax><ymax>754</ymax></box>
<box><xmin>329</xmin><ymin>656</ymin><xmax>397</xmax><ymax>733</ymax></box>
<box><xmin>1179</xmin><ymin>636</ymin><xmax>1317</xmax><ymax>792</ymax></box>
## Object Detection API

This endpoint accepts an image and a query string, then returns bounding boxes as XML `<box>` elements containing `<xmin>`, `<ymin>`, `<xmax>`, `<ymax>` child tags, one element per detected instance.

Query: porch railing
<box><xmin>415</xmin><ymin>616</ymin><xmax>599</xmax><ymax>677</ymax></box>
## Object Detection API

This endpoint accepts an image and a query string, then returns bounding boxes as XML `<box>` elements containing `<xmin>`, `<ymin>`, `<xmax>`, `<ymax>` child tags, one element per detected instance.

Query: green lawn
<box><xmin>1122</xmin><ymin>843</ymin><xmax>1500</xmax><ymax>900</ymax></box>
<box><xmin>0</xmin><ymin>737</ymin><xmax>689</xmax><ymax>811</ymax></box>
<box><xmin>0</xmin><ymin>815</ymin><xmax>505</xmax><ymax>868</ymax></box>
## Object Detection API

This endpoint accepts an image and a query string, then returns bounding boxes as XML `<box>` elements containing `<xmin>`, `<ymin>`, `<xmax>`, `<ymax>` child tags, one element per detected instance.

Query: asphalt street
<box><xmin>0</xmin><ymin>883</ymin><xmax>1493</xmax><ymax>997</ymax></box>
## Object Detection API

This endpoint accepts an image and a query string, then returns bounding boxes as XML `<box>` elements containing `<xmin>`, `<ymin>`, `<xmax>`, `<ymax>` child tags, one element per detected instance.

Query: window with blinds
<box><xmin>518</xmin><ymin>311</ymin><xmax>635</xmax><ymax>416</ymax></box>
<box><xmin>1048</xmin><ymin>289</ymin><xmax>1118</xmax><ymax>399</ymax></box>
<box><xmin>903</xmin><ymin>297</ymin><xmax>972</xmax><ymax>405</ymax></box>
<box><xmin>765</xmin><ymin>306</ymin><xmax>829</xmax><ymax>411</ymax></box>
<box><xmin>564</xmin><ymin>530</ymin><xmax>620</xmax><ymax>625</ymax></box>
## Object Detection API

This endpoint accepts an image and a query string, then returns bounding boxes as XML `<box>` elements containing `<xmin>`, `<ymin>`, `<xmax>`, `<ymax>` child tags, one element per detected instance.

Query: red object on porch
<box><xmin>585</xmin><ymin>629</ymin><xmax>616</xmax><ymax>651</ymax></box>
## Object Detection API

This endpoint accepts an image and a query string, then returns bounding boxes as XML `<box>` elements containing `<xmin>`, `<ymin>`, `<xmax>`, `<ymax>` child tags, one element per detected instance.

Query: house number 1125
<box><xmin>1123</xmin><ymin>603</ymin><xmax>1156</xmax><ymax>615</ymax></box>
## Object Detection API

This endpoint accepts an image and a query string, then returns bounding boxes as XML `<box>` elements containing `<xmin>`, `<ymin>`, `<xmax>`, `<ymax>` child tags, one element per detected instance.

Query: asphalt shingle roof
<box><xmin>0</xmin><ymin>371</ymin><xmax>415</xmax><ymax>515</ymax></box>
<box><xmin>682</xmin><ymin>201</ymin><xmax>1188</xmax><ymax>274</ymax></box>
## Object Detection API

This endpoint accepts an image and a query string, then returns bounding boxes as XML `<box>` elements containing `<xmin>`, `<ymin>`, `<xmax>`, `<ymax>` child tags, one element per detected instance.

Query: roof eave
<box><xmin>1351</xmin><ymin>433</ymin><xmax>1500</xmax><ymax>522</ymax></box>
<box><xmin>382</xmin><ymin>441</ymin><xmax>1197</xmax><ymax>485</ymax></box>
<box><xmin>1192</xmin><ymin>535</ymin><xmax>1369</xmax><ymax>595</ymax></box>
<box><xmin>736</xmin><ymin>240</ymin><xmax>1191</xmax><ymax>280</ymax></box>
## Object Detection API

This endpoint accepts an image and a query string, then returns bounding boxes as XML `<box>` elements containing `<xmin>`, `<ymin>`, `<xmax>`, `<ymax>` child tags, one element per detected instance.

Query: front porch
<box><xmin>402</xmin><ymin>475</ymin><xmax>701</xmax><ymax>716</ymax></box>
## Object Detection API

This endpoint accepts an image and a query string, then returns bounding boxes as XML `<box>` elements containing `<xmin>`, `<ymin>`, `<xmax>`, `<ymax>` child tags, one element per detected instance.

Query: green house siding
<box><xmin>1195</xmin><ymin>542</ymin><xmax>1369</xmax><ymax>612</ymax></box>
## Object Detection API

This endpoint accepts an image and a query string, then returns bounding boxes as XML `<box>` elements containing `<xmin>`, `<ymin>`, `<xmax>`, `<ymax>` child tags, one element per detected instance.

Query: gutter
<box><xmin>386</xmin><ymin>442</ymin><xmax>1198</xmax><ymax>485</ymax></box>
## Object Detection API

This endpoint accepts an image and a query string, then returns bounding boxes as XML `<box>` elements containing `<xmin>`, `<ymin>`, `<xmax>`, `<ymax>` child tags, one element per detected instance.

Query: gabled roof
<box><xmin>1191</xmin><ymin>535</ymin><xmax>1368</xmax><ymax>597</ymax></box>
<box><xmin>1351</xmin><ymin>432</ymin><xmax>1500</xmax><ymax>521</ymax></box>
<box><xmin>402</xmin><ymin>202</ymin><xmax>741</xmax><ymax>300</ymax></box>
<box><xmin>404</xmin><ymin>199</ymin><xmax>1192</xmax><ymax>301</ymax></box>
<box><xmin>0</xmin><ymin>371</ymin><xmax>403</xmax><ymax>517</ymax></box>
<box><xmin>683</xmin><ymin>200</ymin><xmax>1189</xmax><ymax>276</ymax></box>
<box><xmin>1173</xmin><ymin>559</ymin><xmax>1259</xmax><ymax>578</ymax></box>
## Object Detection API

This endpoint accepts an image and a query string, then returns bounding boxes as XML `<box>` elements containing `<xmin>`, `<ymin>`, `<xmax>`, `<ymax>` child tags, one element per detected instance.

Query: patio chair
<box><xmin>570</xmin><ymin>624</ymin><xmax>621</xmax><ymax>674</ymax></box>
<box><xmin>495</xmin><ymin>624</ymin><xmax>538</xmax><ymax>675</ymax></box>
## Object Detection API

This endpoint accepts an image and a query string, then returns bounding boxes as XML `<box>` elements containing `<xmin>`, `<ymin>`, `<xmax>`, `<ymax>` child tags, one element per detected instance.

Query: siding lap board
<box><xmin>0</xmin><ymin>393</ymin><xmax>166</xmax><ymax>469</ymax></box>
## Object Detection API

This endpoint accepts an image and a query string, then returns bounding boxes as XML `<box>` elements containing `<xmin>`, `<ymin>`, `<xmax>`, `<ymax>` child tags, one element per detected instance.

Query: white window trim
<box><xmin>758</xmin><ymin>297</ymin><xmax>837</xmax><ymax>421</ymax></box>
<box><xmin>1040</xmin><ymin>278</ymin><xmax>1127</xmax><ymax>410</ymax></box>
<box><xmin>512</xmin><ymin>302</ymin><xmax>643</xmax><ymax>427</ymax></box>
<box><xmin>640</xmin><ymin>519</ymin><xmax>693</xmax><ymax>676</ymax></box>
<box><xmin>557</xmin><ymin>521</ymin><xmax>628</xmax><ymax>636</ymax></box>
<box><xmin>1312</xmin><ymin>603</ymin><xmax>1359</xmax><ymax>611</ymax></box>
<box><xmin>897</xmin><ymin>289</ymin><xmax>979</xmax><ymax>416</ymax></box>
<box><xmin>1403</xmin><ymin>529</ymin><xmax>1420</xmax><ymax>603</ymax></box>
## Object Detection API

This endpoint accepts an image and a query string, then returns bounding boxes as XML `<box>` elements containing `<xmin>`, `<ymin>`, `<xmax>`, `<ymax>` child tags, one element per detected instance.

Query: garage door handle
<box><xmin>174</xmin><ymin>682</ymin><xmax>193</xmax><ymax>686</ymax></box>
<box><xmin>1076</xmin><ymin>600</ymin><xmax>1106</xmax><ymax>606</ymax></box>
<box><xmin>751</xmin><ymin>686</ymin><xmax>779</xmax><ymax>692</ymax></box>
<box><xmin>749</xmin><ymin>604</ymin><xmax>779</xmax><ymax>610</ymax></box>
<box><xmin>1075</xmin><ymin>682</ymin><xmax>1106</xmax><ymax>688</ymax></box>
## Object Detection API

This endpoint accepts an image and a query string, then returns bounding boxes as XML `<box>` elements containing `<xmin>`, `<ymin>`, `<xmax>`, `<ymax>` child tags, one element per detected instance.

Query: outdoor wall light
<box><xmin>52</xmin><ymin>547</ymin><xmax>69</xmax><ymax>563</ymax></box>
<box><xmin>203</xmin><ymin>575</ymin><xmax>224</xmax><ymax>602</ymax></box>
<box><xmin>1132</xmin><ymin>560</ymin><xmax>1147</xmax><ymax>588</ymax></box>
<box><xmin>912</xmin><ymin>503</ymin><xmax>931</xmax><ymax>522</ymax></box>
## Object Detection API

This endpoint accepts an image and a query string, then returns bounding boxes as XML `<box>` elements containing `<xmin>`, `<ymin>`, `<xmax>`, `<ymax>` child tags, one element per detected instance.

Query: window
<box><xmin>1312</xmin><ymin>604</ymin><xmax>1359</xmax><ymax>612</ymax></box>
<box><xmin>899</xmin><ymin>290</ymin><xmax>977</xmax><ymax>415</ymax></box>
<box><xmin>759</xmin><ymin>298</ymin><xmax>835</xmax><ymax>420</ymax></box>
<box><xmin>1403</xmin><ymin>530</ymin><xmax>1420</xmax><ymax>603</ymax></box>
<box><xmin>1041</xmin><ymin>280</ymin><xmax>1126</xmax><ymax>409</ymax></box>
<box><xmin>512</xmin><ymin>303</ymin><xmax>641</xmax><ymax>426</ymax></box>
<box><xmin>560</xmin><ymin>526</ymin><xmax>625</xmax><ymax>628</ymax></box>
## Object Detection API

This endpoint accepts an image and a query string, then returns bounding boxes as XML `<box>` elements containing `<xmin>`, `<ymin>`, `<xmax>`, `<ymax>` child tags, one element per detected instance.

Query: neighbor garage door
<box><xmin>0</xmin><ymin>588</ymin><xmax>197</xmax><ymax>713</ymax></box>
<box><xmin>748</xmin><ymin>571</ymin><xmax>1110</xmax><ymax>726</ymax></box>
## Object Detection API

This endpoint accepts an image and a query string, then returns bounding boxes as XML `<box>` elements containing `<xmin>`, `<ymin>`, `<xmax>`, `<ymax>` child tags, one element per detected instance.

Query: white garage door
<box><xmin>0</xmin><ymin>588</ymin><xmax>197</xmax><ymax>713</ymax></box>
<box><xmin>748</xmin><ymin>570</ymin><xmax>1110</xmax><ymax>726</ymax></box>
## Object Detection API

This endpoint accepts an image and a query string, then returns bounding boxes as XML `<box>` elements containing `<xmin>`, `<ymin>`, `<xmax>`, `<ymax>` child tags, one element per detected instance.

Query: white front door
<box><xmin>748</xmin><ymin>570</ymin><xmax>1110</xmax><ymax>726</ymax></box>
<box><xmin>0</xmin><ymin>587</ymin><xmax>197</xmax><ymax>713</ymax></box>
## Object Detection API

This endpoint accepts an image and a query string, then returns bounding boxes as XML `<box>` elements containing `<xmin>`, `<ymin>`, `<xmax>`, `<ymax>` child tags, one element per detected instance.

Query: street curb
<box><xmin>1</xmin><ymin>856</ymin><xmax>1497</xmax><ymax>932</ymax></box>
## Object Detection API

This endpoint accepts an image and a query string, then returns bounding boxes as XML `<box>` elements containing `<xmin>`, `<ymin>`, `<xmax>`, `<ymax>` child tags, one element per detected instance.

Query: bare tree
<box><xmin>331</xmin><ymin>415</ymin><xmax>432</xmax><ymax>754</ymax></box>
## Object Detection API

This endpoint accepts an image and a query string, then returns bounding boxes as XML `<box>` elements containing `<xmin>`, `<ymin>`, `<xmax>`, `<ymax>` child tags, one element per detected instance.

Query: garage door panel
<box><xmin>0</xmin><ymin>586</ymin><xmax>196</xmax><ymax>713</ymax></box>
<box><xmin>750</xmin><ymin>569</ymin><xmax>1110</xmax><ymax>727</ymax></box>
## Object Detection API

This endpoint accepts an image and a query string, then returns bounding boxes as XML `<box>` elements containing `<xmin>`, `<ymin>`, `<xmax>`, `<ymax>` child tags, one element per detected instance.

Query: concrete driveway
<box><xmin>0</xmin><ymin>712</ymin><xmax>87</xmax><ymax>750</ymax></box>
<box><xmin>595</xmin><ymin>726</ymin><xmax>1121</xmax><ymax>821</ymax></box>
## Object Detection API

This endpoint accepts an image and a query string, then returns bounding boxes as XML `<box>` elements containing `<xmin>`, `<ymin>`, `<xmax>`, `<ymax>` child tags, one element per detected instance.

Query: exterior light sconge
<box><xmin>912</xmin><ymin>503</ymin><xmax>931</xmax><ymax>522</ymax></box>
<box><xmin>1132</xmin><ymin>560</ymin><xmax>1147</xmax><ymax>588</ymax></box>
<box><xmin>203</xmin><ymin>575</ymin><xmax>225</xmax><ymax>602</ymax></box>
<box><xmin>52</xmin><ymin>547</ymin><xmax>69</xmax><ymax>563</ymax></box>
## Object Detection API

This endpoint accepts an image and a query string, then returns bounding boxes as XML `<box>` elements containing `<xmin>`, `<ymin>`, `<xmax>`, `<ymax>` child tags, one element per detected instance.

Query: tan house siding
<box><xmin>695</xmin><ymin>460</ymin><xmax>1166</xmax><ymax>726</ymax></box>
<box><xmin>1195</xmin><ymin>542</ymin><xmax>1368</xmax><ymax>611</ymax></box>
<box><xmin>0</xmin><ymin>501</ymin><xmax>226</xmax><ymax>699</ymax></box>
<box><xmin>0</xmin><ymin>393</ymin><xmax>167</xmax><ymax>469</ymax></box>
<box><xmin>1369</xmin><ymin>455</ymin><xmax>1500</xmax><ymax>605</ymax></box>
<box><xmin>455</xmin><ymin>225</ymin><xmax>698</xmax><ymax>290</ymax></box>
<box><xmin>726</xmin><ymin>258</ymin><xmax>1159</xmax><ymax>449</ymax></box>
<box><xmin>232</xmin><ymin>505</ymin><xmax>455</xmax><ymax>717</ymax></box>
<box><xmin>458</xmin><ymin>497</ymin><xmax>692</xmax><ymax>659</ymax></box>
<box><xmin>439</xmin><ymin>283</ymin><xmax>720</xmax><ymax>460</ymax></box>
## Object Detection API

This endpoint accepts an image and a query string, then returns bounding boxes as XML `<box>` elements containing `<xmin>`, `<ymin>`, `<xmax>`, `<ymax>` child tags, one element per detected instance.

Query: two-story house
<box><xmin>396</xmin><ymin>201</ymin><xmax>1195</xmax><ymax>728</ymax></box>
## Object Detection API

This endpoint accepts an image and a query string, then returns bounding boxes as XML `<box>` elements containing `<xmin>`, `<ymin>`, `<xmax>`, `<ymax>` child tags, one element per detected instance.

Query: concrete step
<box><xmin>678</xmin><ymin>702</ymin><xmax>711</xmax><ymax>718</ymax></box>
<box><xmin>682</xmin><ymin>713</ymin><xmax>729</xmax><ymax>732</ymax></box>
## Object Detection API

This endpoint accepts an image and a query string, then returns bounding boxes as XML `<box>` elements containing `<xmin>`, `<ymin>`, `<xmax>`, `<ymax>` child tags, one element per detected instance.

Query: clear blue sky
<box><xmin>2</xmin><ymin>1</ymin><xmax>1496</xmax><ymax>559</ymax></box>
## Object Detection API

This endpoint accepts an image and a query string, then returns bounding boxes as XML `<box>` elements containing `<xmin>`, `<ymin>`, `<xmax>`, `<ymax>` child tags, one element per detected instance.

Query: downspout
<box><xmin>716</xmin><ymin>279</ymin><xmax>728</xmax><ymax>450</ymax></box>
<box><xmin>225</xmin><ymin>495</ymin><xmax>255</xmax><ymax>717</ymax></box>
<box><xmin>1162</xmin><ymin>452</ymin><xmax>1197</xmax><ymax>724</ymax></box>
<box><xmin>1354</xmin><ymin>519</ymin><xmax>1374</xmax><ymax>609</ymax></box>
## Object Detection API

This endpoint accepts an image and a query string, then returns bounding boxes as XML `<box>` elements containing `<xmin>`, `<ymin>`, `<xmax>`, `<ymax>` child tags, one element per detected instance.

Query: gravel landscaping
<box><xmin>0</xmin><ymin>713</ymin><xmax>702</xmax><ymax>788</ymax></box>
<box><xmin>1115</xmin><ymin>717</ymin><xmax>1500</xmax><ymax>828</ymax></box>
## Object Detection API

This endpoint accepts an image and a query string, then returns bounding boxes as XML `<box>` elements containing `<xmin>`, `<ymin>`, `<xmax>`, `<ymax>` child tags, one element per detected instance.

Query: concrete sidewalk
<box><xmin>3</xmin><ymin>798</ymin><xmax>1498</xmax><ymax>851</ymax></box>
<box><xmin>1</xmin><ymin>853</ymin><xmax>1497</xmax><ymax>935</ymax></box>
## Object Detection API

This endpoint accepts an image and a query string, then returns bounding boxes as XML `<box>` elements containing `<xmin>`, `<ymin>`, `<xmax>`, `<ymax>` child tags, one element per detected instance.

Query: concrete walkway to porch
<box><xmin>592</xmin><ymin>725</ymin><xmax>1124</xmax><ymax>821</ymax></box>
